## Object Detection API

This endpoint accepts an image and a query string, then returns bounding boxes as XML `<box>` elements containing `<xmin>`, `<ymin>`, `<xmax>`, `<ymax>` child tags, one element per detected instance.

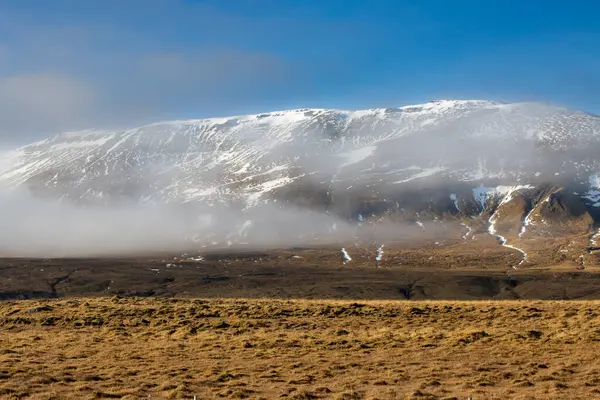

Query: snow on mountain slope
<box><xmin>1</xmin><ymin>100</ymin><xmax>600</xmax><ymax>213</ymax></box>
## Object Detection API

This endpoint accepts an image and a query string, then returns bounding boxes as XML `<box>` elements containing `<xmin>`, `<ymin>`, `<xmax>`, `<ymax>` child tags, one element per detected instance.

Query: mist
<box><xmin>0</xmin><ymin>185</ymin><xmax>437</xmax><ymax>258</ymax></box>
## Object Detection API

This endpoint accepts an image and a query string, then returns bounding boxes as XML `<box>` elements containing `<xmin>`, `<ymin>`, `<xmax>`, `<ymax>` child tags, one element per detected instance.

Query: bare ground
<box><xmin>3</xmin><ymin>238</ymin><xmax>600</xmax><ymax>399</ymax></box>
<box><xmin>2</xmin><ymin>234</ymin><xmax>600</xmax><ymax>301</ymax></box>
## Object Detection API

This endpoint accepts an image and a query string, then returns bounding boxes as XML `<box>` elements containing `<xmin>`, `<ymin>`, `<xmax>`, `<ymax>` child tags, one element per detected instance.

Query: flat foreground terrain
<box><xmin>2</xmin><ymin>298</ymin><xmax>600</xmax><ymax>399</ymax></box>
<box><xmin>3</xmin><ymin>241</ymin><xmax>600</xmax><ymax>300</ymax></box>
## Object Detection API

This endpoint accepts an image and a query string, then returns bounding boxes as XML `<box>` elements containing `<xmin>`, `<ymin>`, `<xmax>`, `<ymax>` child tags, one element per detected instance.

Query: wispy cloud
<box><xmin>134</xmin><ymin>50</ymin><xmax>287</xmax><ymax>106</ymax></box>
<box><xmin>0</xmin><ymin>74</ymin><xmax>97</xmax><ymax>141</ymax></box>
<box><xmin>0</xmin><ymin>2</ymin><xmax>291</xmax><ymax>143</ymax></box>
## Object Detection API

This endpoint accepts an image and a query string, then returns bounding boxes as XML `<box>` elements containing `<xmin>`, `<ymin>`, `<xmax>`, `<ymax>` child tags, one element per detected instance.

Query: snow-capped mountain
<box><xmin>2</xmin><ymin>99</ymin><xmax>600</xmax><ymax>211</ymax></box>
<box><xmin>3</xmin><ymin>99</ymin><xmax>600</xmax><ymax>259</ymax></box>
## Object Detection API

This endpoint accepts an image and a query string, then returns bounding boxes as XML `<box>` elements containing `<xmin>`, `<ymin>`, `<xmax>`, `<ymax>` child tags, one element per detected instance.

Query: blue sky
<box><xmin>0</xmin><ymin>0</ymin><xmax>599</xmax><ymax>141</ymax></box>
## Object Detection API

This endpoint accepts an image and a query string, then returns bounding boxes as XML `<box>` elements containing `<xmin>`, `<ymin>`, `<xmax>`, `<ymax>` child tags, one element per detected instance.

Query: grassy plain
<box><xmin>2</xmin><ymin>297</ymin><xmax>600</xmax><ymax>399</ymax></box>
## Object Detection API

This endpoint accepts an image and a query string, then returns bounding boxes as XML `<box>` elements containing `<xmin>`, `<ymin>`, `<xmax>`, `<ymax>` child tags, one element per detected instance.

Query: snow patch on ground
<box><xmin>585</xmin><ymin>174</ymin><xmax>600</xmax><ymax>206</ymax></box>
<box><xmin>488</xmin><ymin>208</ymin><xmax>528</xmax><ymax>267</ymax></box>
<box><xmin>245</xmin><ymin>176</ymin><xmax>297</xmax><ymax>207</ymax></box>
<box><xmin>339</xmin><ymin>146</ymin><xmax>376</xmax><ymax>168</ymax></box>
<box><xmin>341</xmin><ymin>248</ymin><xmax>352</xmax><ymax>264</ymax></box>
<box><xmin>450</xmin><ymin>193</ymin><xmax>460</xmax><ymax>211</ymax></box>
<box><xmin>592</xmin><ymin>230</ymin><xmax>600</xmax><ymax>246</ymax></box>
<box><xmin>519</xmin><ymin>205</ymin><xmax>538</xmax><ymax>238</ymax></box>
<box><xmin>485</xmin><ymin>185</ymin><xmax>536</xmax><ymax>265</ymax></box>
<box><xmin>461</xmin><ymin>222</ymin><xmax>474</xmax><ymax>240</ymax></box>
<box><xmin>394</xmin><ymin>167</ymin><xmax>446</xmax><ymax>184</ymax></box>
<box><xmin>590</xmin><ymin>229</ymin><xmax>600</xmax><ymax>253</ymax></box>
<box><xmin>375</xmin><ymin>245</ymin><xmax>384</xmax><ymax>261</ymax></box>
<box><xmin>472</xmin><ymin>185</ymin><xmax>495</xmax><ymax>209</ymax></box>
<box><xmin>472</xmin><ymin>184</ymin><xmax>534</xmax><ymax>211</ymax></box>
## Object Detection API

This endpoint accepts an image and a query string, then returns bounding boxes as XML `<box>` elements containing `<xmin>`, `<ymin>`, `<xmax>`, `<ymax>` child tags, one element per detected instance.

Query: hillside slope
<box><xmin>2</xmin><ymin>100</ymin><xmax>600</xmax><ymax>259</ymax></box>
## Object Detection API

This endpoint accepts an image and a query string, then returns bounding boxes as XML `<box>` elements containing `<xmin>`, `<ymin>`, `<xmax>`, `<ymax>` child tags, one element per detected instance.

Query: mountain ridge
<box><xmin>2</xmin><ymin>99</ymin><xmax>600</xmax><ymax>260</ymax></box>
<box><xmin>2</xmin><ymin>99</ymin><xmax>600</xmax><ymax>216</ymax></box>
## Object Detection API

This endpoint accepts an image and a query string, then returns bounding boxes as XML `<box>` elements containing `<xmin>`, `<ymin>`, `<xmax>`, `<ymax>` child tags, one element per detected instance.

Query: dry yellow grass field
<box><xmin>2</xmin><ymin>298</ymin><xmax>600</xmax><ymax>399</ymax></box>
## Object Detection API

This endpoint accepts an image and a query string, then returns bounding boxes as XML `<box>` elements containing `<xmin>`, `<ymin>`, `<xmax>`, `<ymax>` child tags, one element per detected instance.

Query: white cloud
<box><xmin>0</xmin><ymin>74</ymin><xmax>97</xmax><ymax>141</ymax></box>
<box><xmin>0</xmin><ymin>3</ymin><xmax>293</xmax><ymax>145</ymax></box>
